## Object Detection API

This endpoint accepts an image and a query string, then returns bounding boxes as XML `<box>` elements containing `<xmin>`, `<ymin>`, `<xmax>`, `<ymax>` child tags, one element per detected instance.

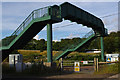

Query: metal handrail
<box><xmin>82</xmin><ymin>30</ymin><xmax>94</xmax><ymax>38</ymax></box>
<box><xmin>67</xmin><ymin>30</ymin><xmax>94</xmax><ymax>50</ymax></box>
<box><xmin>53</xmin><ymin>30</ymin><xmax>95</xmax><ymax>59</ymax></box>
<box><xmin>2</xmin><ymin>6</ymin><xmax>50</xmax><ymax>47</ymax></box>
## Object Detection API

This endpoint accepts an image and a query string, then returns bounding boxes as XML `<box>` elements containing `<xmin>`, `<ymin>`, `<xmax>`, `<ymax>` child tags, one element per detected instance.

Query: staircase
<box><xmin>1</xmin><ymin>6</ymin><xmax>61</xmax><ymax>61</ymax></box>
<box><xmin>53</xmin><ymin>30</ymin><xmax>97</xmax><ymax>61</ymax></box>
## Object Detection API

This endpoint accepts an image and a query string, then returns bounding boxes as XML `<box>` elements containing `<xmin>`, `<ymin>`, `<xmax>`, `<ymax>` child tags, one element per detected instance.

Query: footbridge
<box><xmin>1</xmin><ymin>2</ymin><xmax>108</xmax><ymax>62</ymax></box>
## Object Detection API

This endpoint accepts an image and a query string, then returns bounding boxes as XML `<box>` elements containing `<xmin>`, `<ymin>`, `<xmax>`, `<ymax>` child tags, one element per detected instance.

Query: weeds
<box><xmin>95</xmin><ymin>63</ymin><xmax>120</xmax><ymax>74</ymax></box>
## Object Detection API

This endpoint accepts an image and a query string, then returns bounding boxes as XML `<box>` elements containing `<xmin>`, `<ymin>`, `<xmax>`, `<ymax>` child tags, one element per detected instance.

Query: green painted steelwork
<box><xmin>1</xmin><ymin>5</ymin><xmax>61</xmax><ymax>61</ymax></box>
<box><xmin>47</xmin><ymin>24</ymin><xmax>53</xmax><ymax>62</ymax></box>
<box><xmin>52</xmin><ymin>2</ymin><xmax>108</xmax><ymax>61</ymax></box>
<box><xmin>101</xmin><ymin>37</ymin><xmax>104</xmax><ymax>61</ymax></box>
<box><xmin>60</xmin><ymin>2</ymin><xmax>108</xmax><ymax>36</ymax></box>
<box><xmin>1</xmin><ymin>16</ymin><xmax>51</xmax><ymax>50</ymax></box>
<box><xmin>1</xmin><ymin>7</ymin><xmax>50</xmax><ymax>49</ymax></box>
<box><xmin>1</xmin><ymin>2</ymin><xmax>108</xmax><ymax>61</ymax></box>
<box><xmin>1</xmin><ymin>5</ymin><xmax>61</xmax><ymax>50</ymax></box>
<box><xmin>53</xmin><ymin>31</ymin><xmax>97</xmax><ymax>61</ymax></box>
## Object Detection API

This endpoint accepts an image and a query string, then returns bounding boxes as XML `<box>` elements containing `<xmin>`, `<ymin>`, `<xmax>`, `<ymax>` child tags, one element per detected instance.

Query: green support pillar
<box><xmin>101</xmin><ymin>37</ymin><xmax>104</xmax><ymax>61</ymax></box>
<box><xmin>47</xmin><ymin>24</ymin><xmax>52</xmax><ymax>62</ymax></box>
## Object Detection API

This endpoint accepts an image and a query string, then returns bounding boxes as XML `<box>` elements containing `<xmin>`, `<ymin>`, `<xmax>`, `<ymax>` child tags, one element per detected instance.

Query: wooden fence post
<box><xmin>94</xmin><ymin>58</ymin><xmax>98</xmax><ymax>72</ymax></box>
<box><xmin>94</xmin><ymin>58</ymin><xmax>96</xmax><ymax>71</ymax></box>
<box><xmin>96</xmin><ymin>58</ymin><xmax>98</xmax><ymax>72</ymax></box>
<box><xmin>60</xmin><ymin>58</ymin><xmax>63</xmax><ymax>71</ymax></box>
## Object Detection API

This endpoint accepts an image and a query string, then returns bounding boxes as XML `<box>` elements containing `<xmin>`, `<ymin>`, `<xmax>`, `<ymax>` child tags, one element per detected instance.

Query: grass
<box><xmin>15</xmin><ymin>50</ymin><xmax>103</xmax><ymax>63</ymax></box>
<box><xmin>18</xmin><ymin>50</ymin><xmax>58</xmax><ymax>56</ymax></box>
<box><xmin>18</xmin><ymin>50</ymin><xmax>41</xmax><ymax>55</ymax></box>
<box><xmin>3</xmin><ymin>50</ymin><xmax>120</xmax><ymax>78</ymax></box>
<box><xmin>94</xmin><ymin>63</ymin><xmax>120</xmax><ymax>74</ymax></box>
<box><xmin>18</xmin><ymin>50</ymin><xmax>58</xmax><ymax>62</ymax></box>
<box><xmin>68</xmin><ymin>51</ymin><xmax>100</xmax><ymax>57</ymax></box>
<box><xmin>65</xmin><ymin>51</ymin><xmax>101</xmax><ymax>61</ymax></box>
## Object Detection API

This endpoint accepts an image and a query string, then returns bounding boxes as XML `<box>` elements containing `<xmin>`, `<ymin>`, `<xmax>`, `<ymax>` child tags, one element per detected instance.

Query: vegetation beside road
<box><xmin>2</xmin><ymin>31</ymin><xmax>120</xmax><ymax>76</ymax></box>
<box><xmin>16</xmin><ymin>50</ymin><xmax>101</xmax><ymax>62</ymax></box>
<box><xmin>2</xmin><ymin>62</ymin><xmax>62</xmax><ymax>76</ymax></box>
<box><xmin>7</xmin><ymin>50</ymin><xmax>118</xmax><ymax>63</ymax></box>
<box><xmin>95</xmin><ymin>63</ymin><xmax>120</xmax><ymax>74</ymax></box>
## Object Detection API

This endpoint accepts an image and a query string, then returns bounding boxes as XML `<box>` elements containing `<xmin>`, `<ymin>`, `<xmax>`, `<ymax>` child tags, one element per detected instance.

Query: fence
<box><xmin>58</xmin><ymin>58</ymin><xmax>119</xmax><ymax>72</ymax></box>
<box><xmin>59</xmin><ymin>58</ymin><xmax>96</xmax><ymax>72</ymax></box>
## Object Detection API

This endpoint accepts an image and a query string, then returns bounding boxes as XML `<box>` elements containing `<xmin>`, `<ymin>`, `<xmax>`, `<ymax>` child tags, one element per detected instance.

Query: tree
<box><xmin>35</xmin><ymin>39</ymin><xmax>46</xmax><ymax>51</ymax></box>
<box><xmin>23</xmin><ymin>39</ymin><xmax>37</xmax><ymax>50</ymax></box>
<box><xmin>104</xmin><ymin>36</ymin><xmax>115</xmax><ymax>53</ymax></box>
<box><xmin>109</xmin><ymin>32</ymin><xmax>117</xmax><ymax>37</ymax></box>
<box><xmin>2</xmin><ymin>35</ymin><xmax>17</xmax><ymax>46</ymax></box>
<box><xmin>53</xmin><ymin>42</ymin><xmax>61</xmax><ymax>51</ymax></box>
<box><xmin>2</xmin><ymin>31</ymin><xmax>118</xmax><ymax>54</ymax></box>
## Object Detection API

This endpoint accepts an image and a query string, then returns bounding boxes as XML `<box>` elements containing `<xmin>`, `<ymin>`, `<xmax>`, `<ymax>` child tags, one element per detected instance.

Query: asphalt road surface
<box><xmin>2</xmin><ymin>73</ymin><xmax>119</xmax><ymax>80</ymax></box>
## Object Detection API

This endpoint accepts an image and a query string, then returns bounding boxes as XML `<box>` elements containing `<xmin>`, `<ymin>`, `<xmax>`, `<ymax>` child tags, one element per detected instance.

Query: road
<box><xmin>2</xmin><ymin>73</ymin><xmax>119</xmax><ymax>80</ymax></box>
<box><xmin>2</xmin><ymin>65</ymin><xmax>119</xmax><ymax>80</ymax></box>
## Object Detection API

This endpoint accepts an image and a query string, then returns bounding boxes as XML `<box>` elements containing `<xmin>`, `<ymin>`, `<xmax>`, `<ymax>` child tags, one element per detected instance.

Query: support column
<box><xmin>47</xmin><ymin>24</ymin><xmax>52</xmax><ymax>63</ymax></box>
<box><xmin>101</xmin><ymin>37</ymin><xmax>104</xmax><ymax>61</ymax></box>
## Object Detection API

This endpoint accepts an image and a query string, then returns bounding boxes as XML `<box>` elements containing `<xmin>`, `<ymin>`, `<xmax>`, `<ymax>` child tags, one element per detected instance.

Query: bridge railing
<box><xmin>2</xmin><ymin>7</ymin><xmax>50</xmax><ymax>47</ymax></box>
<box><xmin>12</xmin><ymin>7</ymin><xmax>49</xmax><ymax>38</ymax></box>
<box><xmin>53</xmin><ymin>30</ymin><xmax>95</xmax><ymax>60</ymax></box>
<box><xmin>67</xmin><ymin>30</ymin><xmax>95</xmax><ymax>50</ymax></box>
<box><xmin>82</xmin><ymin>30</ymin><xmax>94</xmax><ymax>38</ymax></box>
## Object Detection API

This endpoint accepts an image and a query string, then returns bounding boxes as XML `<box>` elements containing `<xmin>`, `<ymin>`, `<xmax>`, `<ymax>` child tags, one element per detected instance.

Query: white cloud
<box><xmin>33</xmin><ymin>35</ymin><xmax>39</xmax><ymax>40</ymax></box>
<box><xmin>53</xmin><ymin>40</ymin><xmax>60</xmax><ymax>42</ymax></box>
<box><xmin>66</xmin><ymin>33</ymin><xmax>80</xmax><ymax>39</ymax></box>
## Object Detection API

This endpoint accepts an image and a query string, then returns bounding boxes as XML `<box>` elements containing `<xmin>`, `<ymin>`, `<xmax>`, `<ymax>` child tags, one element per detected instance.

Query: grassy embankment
<box><xmin>17</xmin><ymin>50</ymin><xmax>101</xmax><ymax>67</ymax></box>
<box><xmin>94</xmin><ymin>63</ymin><xmax>120</xmax><ymax>74</ymax></box>
<box><xmin>18</xmin><ymin>50</ymin><xmax>58</xmax><ymax>62</ymax></box>
<box><xmin>3</xmin><ymin>50</ymin><xmax>120</xmax><ymax>75</ymax></box>
<box><xmin>18</xmin><ymin>50</ymin><xmax>120</xmax><ymax>74</ymax></box>
<box><xmin>17</xmin><ymin>50</ymin><xmax>101</xmax><ymax>62</ymax></box>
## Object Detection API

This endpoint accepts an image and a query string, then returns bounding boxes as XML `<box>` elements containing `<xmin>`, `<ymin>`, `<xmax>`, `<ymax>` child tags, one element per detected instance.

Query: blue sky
<box><xmin>1</xmin><ymin>1</ymin><xmax>119</xmax><ymax>41</ymax></box>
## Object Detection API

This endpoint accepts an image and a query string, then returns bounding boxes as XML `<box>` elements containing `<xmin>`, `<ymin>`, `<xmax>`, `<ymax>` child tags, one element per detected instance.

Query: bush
<box><xmin>2</xmin><ymin>62</ymin><xmax>61</xmax><ymax>76</ymax></box>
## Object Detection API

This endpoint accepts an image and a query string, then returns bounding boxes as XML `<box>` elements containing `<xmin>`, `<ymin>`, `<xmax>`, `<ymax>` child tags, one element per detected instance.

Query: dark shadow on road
<box><xmin>1</xmin><ymin>78</ymin><xmax>119</xmax><ymax>80</ymax></box>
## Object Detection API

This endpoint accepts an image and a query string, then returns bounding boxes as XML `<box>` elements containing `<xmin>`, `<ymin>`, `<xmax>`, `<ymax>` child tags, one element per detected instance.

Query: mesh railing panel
<box><xmin>2</xmin><ymin>7</ymin><xmax>49</xmax><ymax>47</ymax></box>
<box><xmin>53</xmin><ymin>30</ymin><xmax>95</xmax><ymax>59</ymax></box>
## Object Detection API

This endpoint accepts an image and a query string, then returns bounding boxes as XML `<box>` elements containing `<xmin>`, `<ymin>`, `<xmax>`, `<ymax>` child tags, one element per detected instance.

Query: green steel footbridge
<box><xmin>1</xmin><ymin>2</ymin><xmax>108</xmax><ymax>62</ymax></box>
